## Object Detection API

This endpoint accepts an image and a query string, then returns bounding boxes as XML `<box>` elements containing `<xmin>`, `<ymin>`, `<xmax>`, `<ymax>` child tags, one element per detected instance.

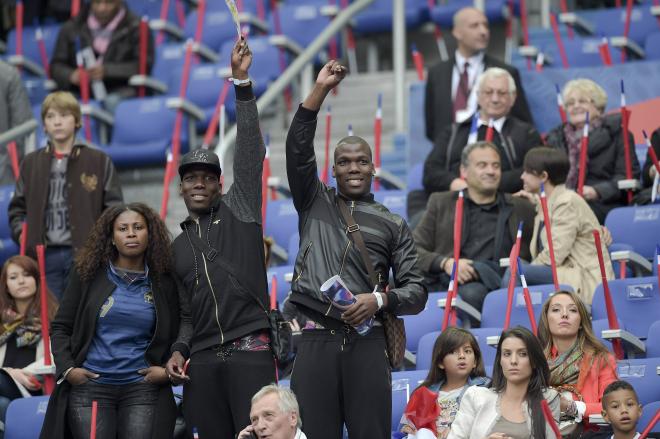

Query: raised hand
<box><xmin>315</xmin><ymin>60</ymin><xmax>347</xmax><ymax>89</ymax></box>
<box><xmin>231</xmin><ymin>37</ymin><xmax>252</xmax><ymax>81</ymax></box>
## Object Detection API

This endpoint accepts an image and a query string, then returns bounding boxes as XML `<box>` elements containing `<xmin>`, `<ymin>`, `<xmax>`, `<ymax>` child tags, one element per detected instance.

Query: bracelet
<box><xmin>230</xmin><ymin>77</ymin><xmax>251</xmax><ymax>86</ymax></box>
<box><xmin>373</xmin><ymin>292</ymin><xmax>384</xmax><ymax>310</ymax></box>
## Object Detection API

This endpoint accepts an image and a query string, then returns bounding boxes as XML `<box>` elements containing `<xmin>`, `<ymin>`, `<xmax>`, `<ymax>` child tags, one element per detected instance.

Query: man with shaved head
<box><xmin>284</xmin><ymin>60</ymin><xmax>427</xmax><ymax>438</ymax></box>
<box><xmin>424</xmin><ymin>6</ymin><xmax>532</xmax><ymax>143</ymax></box>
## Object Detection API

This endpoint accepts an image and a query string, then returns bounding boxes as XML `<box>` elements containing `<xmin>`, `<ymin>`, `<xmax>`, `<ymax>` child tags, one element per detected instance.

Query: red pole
<box><xmin>19</xmin><ymin>223</ymin><xmax>27</xmax><ymax>256</ymax></box>
<box><xmin>577</xmin><ymin>113</ymin><xmax>589</xmax><ymax>196</ymax></box>
<box><xmin>592</xmin><ymin>230</ymin><xmax>624</xmax><ymax>360</ymax></box>
<box><xmin>160</xmin><ymin>151</ymin><xmax>173</xmax><ymax>220</ymax></box>
<box><xmin>373</xmin><ymin>94</ymin><xmax>382</xmax><ymax>191</ymax></box>
<box><xmin>90</xmin><ymin>400</ymin><xmax>98</xmax><ymax>439</ymax></box>
<box><xmin>175</xmin><ymin>0</ymin><xmax>186</xmax><ymax>28</ymax></box>
<box><xmin>504</xmin><ymin>222</ymin><xmax>523</xmax><ymax>329</ymax></box>
<box><xmin>156</xmin><ymin>0</ymin><xmax>171</xmax><ymax>46</ymax></box>
<box><xmin>70</xmin><ymin>0</ymin><xmax>80</xmax><ymax>18</ymax></box>
<box><xmin>411</xmin><ymin>44</ymin><xmax>425</xmax><ymax>81</ymax></box>
<box><xmin>620</xmin><ymin>80</ymin><xmax>633</xmax><ymax>205</ymax></box>
<box><xmin>78</xmin><ymin>66</ymin><xmax>92</xmax><ymax>143</ymax></box>
<box><xmin>517</xmin><ymin>258</ymin><xmax>538</xmax><ymax>334</ymax></box>
<box><xmin>541</xmin><ymin>399</ymin><xmax>562</xmax><ymax>439</ymax></box>
<box><xmin>35</xmin><ymin>27</ymin><xmax>50</xmax><ymax>78</ymax></box>
<box><xmin>441</xmin><ymin>262</ymin><xmax>457</xmax><ymax>331</ymax></box>
<box><xmin>138</xmin><ymin>17</ymin><xmax>149</xmax><ymax>98</ymax></box>
<box><xmin>550</xmin><ymin>13</ymin><xmax>570</xmax><ymax>69</ymax></box>
<box><xmin>639</xmin><ymin>409</ymin><xmax>660</xmax><ymax>439</ymax></box>
<box><xmin>15</xmin><ymin>1</ymin><xmax>24</xmax><ymax>59</ymax></box>
<box><xmin>194</xmin><ymin>0</ymin><xmax>206</xmax><ymax>44</ymax></box>
<box><xmin>558</xmin><ymin>0</ymin><xmax>574</xmax><ymax>39</ymax></box>
<box><xmin>540</xmin><ymin>183</ymin><xmax>560</xmax><ymax>290</ymax></box>
<box><xmin>270</xmin><ymin>275</ymin><xmax>278</xmax><ymax>310</ymax></box>
<box><xmin>35</xmin><ymin>245</ymin><xmax>55</xmax><ymax>395</ymax></box>
<box><xmin>202</xmin><ymin>78</ymin><xmax>231</xmax><ymax>149</ymax></box>
<box><xmin>598</xmin><ymin>38</ymin><xmax>613</xmax><ymax>66</ymax></box>
<box><xmin>451</xmin><ymin>191</ymin><xmax>464</xmax><ymax>325</ymax></box>
<box><xmin>622</xmin><ymin>0</ymin><xmax>634</xmax><ymax>63</ymax></box>
<box><xmin>321</xmin><ymin>106</ymin><xmax>332</xmax><ymax>184</ymax></box>
<box><xmin>7</xmin><ymin>141</ymin><xmax>19</xmax><ymax>181</ymax></box>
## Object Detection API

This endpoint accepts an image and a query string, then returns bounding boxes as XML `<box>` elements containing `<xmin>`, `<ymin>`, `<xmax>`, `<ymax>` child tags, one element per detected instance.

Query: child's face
<box><xmin>602</xmin><ymin>389</ymin><xmax>642</xmax><ymax>434</ymax></box>
<box><xmin>439</xmin><ymin>342</ymin><xmax>477</xmax><ymax>381</ymax></box>
<box><xmin>44</xmin><ymin>108</ymin><xmax>77</xmax><ymax>144</ymax></box>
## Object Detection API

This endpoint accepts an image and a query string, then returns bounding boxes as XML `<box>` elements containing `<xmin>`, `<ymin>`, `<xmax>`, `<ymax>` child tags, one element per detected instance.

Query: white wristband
<box><xmin>373</xmin><ymin>292</ymin><xmax>384</xmax><ymax>310</ymax></box>
<box><xmin>230</xmin><ymin>77</ymin><xmax>251</xmax><ymax>86</ymax></box>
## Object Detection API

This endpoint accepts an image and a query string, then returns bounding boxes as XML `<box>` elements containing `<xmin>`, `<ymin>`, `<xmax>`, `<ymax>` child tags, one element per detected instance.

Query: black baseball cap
<box><xmin>178</xmin><ymin>149</ymin><xmax>222</xmax><ymax>179</ymax></box>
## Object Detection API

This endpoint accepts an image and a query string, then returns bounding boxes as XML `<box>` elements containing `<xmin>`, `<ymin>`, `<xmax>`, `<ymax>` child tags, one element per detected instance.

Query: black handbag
<box><xmin>336</xmin><ymin>198</ymin><xmax>407</xmax><ymax>369</ymax></box>
<box><xmin>185</xmin><ymin>231</ymin><xmax>292</xmax><ymax>364</ymax></box>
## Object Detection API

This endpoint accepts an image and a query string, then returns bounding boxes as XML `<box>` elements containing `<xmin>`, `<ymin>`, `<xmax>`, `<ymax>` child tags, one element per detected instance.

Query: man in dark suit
<box><xmin>424</xmin><ymin>7</ymin><xmax>532</xmax><ymax>144</ymax></box>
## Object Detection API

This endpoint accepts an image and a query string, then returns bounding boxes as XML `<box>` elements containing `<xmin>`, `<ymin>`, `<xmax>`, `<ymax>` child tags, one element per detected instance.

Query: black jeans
<box><xmin>67</xmin><ymin>380</ymin><xmax>159</xmax><ymax>439</ymax></box>
<box><xmin>44</xmin><ymin>246</ymin><xmax>73</xmax><ymax>300</ymax></box>
<box><xmin>291</xmin><ymin>326</ymin><xmax>391</xmax><ymax>439</ymax></box>
<box><xmin>183</xmin><ymin>349</ymin><xmax>276</xmax><ymax>439</ymax></box>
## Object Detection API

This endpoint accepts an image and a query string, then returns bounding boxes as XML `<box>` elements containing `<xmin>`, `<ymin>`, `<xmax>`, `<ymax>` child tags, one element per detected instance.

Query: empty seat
<box><xmin>265</xmin><ymin>199</ymin><xmax>299</xmax><ymax>252</ymax></box>
<box><xmin>352</xmin><ymin>0</ymin><xmax>429</xmax><ymax>35</ymax></box>
<box><xmin>605</xmin><ymin>205</ymin><xmax>660</xmax><ymax>260</ymax></box>
<box><xmin>646</xmin><ymin>320</ymin><xmax>660</xmax><ymax>358</ymax></box>
<box><xmin>273</xmin><ymin>3</ymin><xmax>331</xmax><ymax>49</ymax></box>
<box><xmin>402</xmin><ymin>292</ymin><xmax>449</xmax><ymax>354</ymax></box>
<box><xmin>4</xmin><ymin>395</ymin><xmax>50</xmax><ymax>439</ymax></box>
<box><xmin>374</xmin><ymin>189</ymin><xmax>407</xmax><ymax>220</ymax></box>
<box><xmin>6</xmin><ymin>24</ymin><xmax>60</xmax><ymax>76</ymax></box>
<box><xmin>592</xmin><ymin>277</ymin><xmax>660</xmax><ymax>339</ymax></box>
<box><xmin>591</xmin><ymin>318</ymin><xmax>626</xmax><ymax>355</ymax></box>
<box><xmin>639</xmin><ymin>400</ymin><xmax>660</xmax><ymax>435</ymax></box>
<box><xmin>616</xmin><ymin>357</ymin><xmax>660</xmax><ymax>405</ymax></box>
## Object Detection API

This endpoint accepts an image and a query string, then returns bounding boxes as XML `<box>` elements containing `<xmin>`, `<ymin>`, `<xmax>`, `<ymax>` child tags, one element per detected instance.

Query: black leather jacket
<box><xmin>285</xmin><ymin>105</ymin><xmax>427</xmax><ymax>323</ymax></box>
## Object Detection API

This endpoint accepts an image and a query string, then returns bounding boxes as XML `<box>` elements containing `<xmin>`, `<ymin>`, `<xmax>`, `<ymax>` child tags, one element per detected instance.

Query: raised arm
<box><xmin>224</xmin><ymin>38</ymin><xmax>266</xmax><ymax>223</ymax></box>
<box><xmin>285</xmin><ymin>60</ymin><xmax>347</xmax><ymax>212</ymax></box>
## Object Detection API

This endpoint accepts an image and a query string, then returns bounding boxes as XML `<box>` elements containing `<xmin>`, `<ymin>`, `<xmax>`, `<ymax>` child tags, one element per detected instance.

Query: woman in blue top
<box><xmin>41</xmin><ymin>203</ymin><xmax>191</xmax><ymax>439</ymax></box>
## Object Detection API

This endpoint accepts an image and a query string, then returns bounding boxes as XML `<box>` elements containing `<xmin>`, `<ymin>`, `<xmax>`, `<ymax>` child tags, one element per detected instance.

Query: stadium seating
<box><xmin>6</xmin><ymin>24</ymin><xmax>60</xmax><ymax>77</ymax></box>
<box><xmin>572</xmin><ymin>6</ymin><xmax>659</xmax><ymax>47</ymax></box>
<box><xmin>271</xmin><ymin>3</ymin><xmax>331</xmax><ymax>49</ymax></box>
<box><xmin>480</xmin><ymin>284</ymin><xmax>573</xmax><ymax>329</ymax></box>
<box><xmin>644</xmin><ymin>31</ymin><xmax>660</xmax><ymax>60</ymax></box>
<box><xmin>592</xmin><ymin>276</ymin><xmax>660</xmax><ymax>339</ymax></box>
<box><xmin>616</xmin><ymin>357</ymin><xmax>660</xmax><ymax>405</ymax></box>
<box><xmin>591</xmin><ymin>317</ymin><xmax>627</xmax><ymax>355</ymax></box>
<box><xmin>402</xmin><ymin>292</ymin><xmax>449</xmax><ymax>354</ymax></box>
<box><xmin>605</xmin><ymin>204</ymin><xmax>660</xmax><ymax>260</ymax></box>
<box><xmin>0</xmin><ymin>185</ymin><xmax>18</xmax><ymax>266</ymax></box>
<box><xmin>352</xmin><ymin>0</ymin><xmax>429</xmax><ymax>35</ymax></box>
<box><xmin>645</xmin><ymin>320</ymin><xmax>660</xmax><ymax>358</ymax></box>
<box><xmin>639</xmin><ymin>400</ymin><xmax>660</xmax><ymax>435</ymax></box>
<box><xmin>391</xmin><ymin>369</ymin><xmax>429</xmax><ymax>431</ymax></box>
<box><xmin>267</xmin><ymin>264</ymin><xmax>294</xmax><ymax>306</ymax></box>
<box><xmin>265</xmin><ymin>198</ymin><xmax>299</xmax><ymax>252</ymax></box>
<box><xmin>430</xmin><ymin>0</ymin><xmax>515</xmax><ymax>27</ymax></box>
<box><xmin>4</xmin><ymin>395</ymin><xmax>49</xmax><ymax>439</ymax></box>
<box><xmin>406</xmin><ymin>162</ymin><xmax>423</xmax><ymax>191</ymax></box>
<box><xmin>374</xmin><ymin>189</ymin><xmax>407</xmax><ymax>220</ymax></box>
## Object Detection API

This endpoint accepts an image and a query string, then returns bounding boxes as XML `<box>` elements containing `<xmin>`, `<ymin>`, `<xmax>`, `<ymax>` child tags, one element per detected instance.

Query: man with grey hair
<box><xmin>238</xmin><ymin>385</ymin><xmax>307</xmax><ymax>439</ymax></box>
<box><xmin>413</xmin><ymin>141</ymin><xmax>535</xmax><ymax>324</ymax></box>
<box><xmin>422</xmin><ymin>67</ymin><xmax>541</xmax><ymax>198</ymax></box>
<box><xmin>424</xmin><ymin>7</ymin><xmax>532</xmax><ymax>143</ymax></box>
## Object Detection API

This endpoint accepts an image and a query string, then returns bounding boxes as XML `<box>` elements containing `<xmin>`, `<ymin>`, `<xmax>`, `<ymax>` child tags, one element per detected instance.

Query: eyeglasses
<box><xmin>564</xmin><ymin>98</ymin><xmax>593</xmax><ymax>108</ymax></box>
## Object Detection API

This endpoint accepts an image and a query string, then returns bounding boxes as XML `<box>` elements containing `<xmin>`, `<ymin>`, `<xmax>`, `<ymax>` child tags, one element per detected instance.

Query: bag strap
<box><xmin>185</xmin><ymin>226</ymin><xmax>268</xmax><ymax>312</ymax></box>
<box><xmin>336</xmin><ymin>197</ymin><xmax>379</xmax><ymax>289</ymax></box>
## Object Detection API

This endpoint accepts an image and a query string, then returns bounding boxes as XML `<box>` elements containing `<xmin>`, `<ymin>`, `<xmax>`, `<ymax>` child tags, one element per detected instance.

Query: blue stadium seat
<box><xmin>374</xmin><ymin>189</ymin><xmax>407</xmax><ymax>220</ymax></box>
<box><xmin>4</xmin><ymin>395</ymin><xmax>49</xmax><ymax>439</ymax></box>
<box><xmin>541</xmin><ymin>37</ymin><xmax>622</xmax><ymax>68</ymax></box>
<box><xmin>0</xmin><ymin>185</ymin><xmax>15</xmax><ymax>240</ymax></box>
<box><xmin>267</xmin><ymin>264</ymin><xmax>294</xmax><ymax>306</ymax></box>
<box><xmin>645</xmin><ymin>320</ymin><xmax>660</xmax><ymax>358</ymax></box>
<box><xmin>265</xmin><ymin>199</ymin><xmax>299</xmax><ymax>252</ymax></box>
<box><xmin>183</xmin><ymin>9</ymin><xmax>237</xmax><ymax>52</ymax></box>
<box><xmin>273</xmin><ymin>3</ymin><xmax>331</xmax><ymax>49</ymax></box>
<box><xmin>151</xmin><ymin>42</ymin><xmax>187</xmax><ymax>87</ymax></box>
<box><xmin>287</xmin><ymin>233</ymin><xmax>299</xmax><ymax>266</ymax></box>
<box><xmin>481</xmin><ymin>284</ymin><xmax>573</xmax><ymax>330</ymax></box>
<box><xmin>352</xmin><ymin>0</ymin><xmax>429</xmax><ymax>35</ymax></box>
<box><xmin>645</xmin><ymin>31</ymin><xmax>660</xmax><ymax>60</ymax></box>
<box><xmin>102</xmin><ymin>96</ymin><xmax>190</xmax><ymax>167</ymax></box>
<box><xmin>616</xmin><ymin>357</ymin><xmax>660</xmax><ymax>405</ymax></box>
<box><xmin>430</xmin><ymin>0</ymin><xmax>513</xmax><ymax>27</ymax></box>
<box><xmin>591</xmin><ymin>318</ymin><xmax>626</xmax><ymax>355</ymax></box>
<box><xmin>416</xmin><ymin>330</ymin><xmax>440</xmax><ymax>371</ymax></box>
<box><xmin>575</xmin><ymin>6</ymin><xmax>659</xmax><ymax>47</ymax></box>
<box><xmin>218</xmin><ymin>36</ymin><xmax>284</xmax><ymax>97</ymax></box>
<box><xmin>592</xmin><ymin>277</ymin><xmax>660</xmax><ymax>339</ymax></box>
<box><xmin>407</xmin><ymin>82</ymin><xmax>433</xmax><ymax>167</ymax></box>
<box><xmin>605</xmin><ymin>205</ymin><xmax>660</xmax><ymax>260</ymax></box>
<box><xmin>406</xmin><ymin>162</ymin><xmax>423</xmax><ymax>192</ymax></box>
<box><xmin>6</xmin><ymin>24</ymin><xmax>60</xmax><ymax>76</ymax></box>
<box><xmin>639</xmin><ymin>400</ymin><xmax>660</xmax><ymax>435</ymax></box>
<box><xmin>469</xmin><ymin>327</ymin><xmax>503</xmax><ymax>371</ymax></box>
<box><xmin>402</xmin><ymin>292</ymin><xmax>446</xmax><ymax>353</ymax></box>
<box><xmin>391</xmin><ymin>369</ymin><xmax>429</xmax><ymax>431</ymax></box>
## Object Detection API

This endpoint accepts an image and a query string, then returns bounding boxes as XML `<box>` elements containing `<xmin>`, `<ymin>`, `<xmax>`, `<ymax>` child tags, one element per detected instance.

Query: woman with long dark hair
<box><xmin>0</xmin><ymin>256</ymin><xmax>58</xmax><ymax>429</ymax></box>
<box><xmin>40</xmin><ymin>203</ymin><xmax>191</xmax><ymax>439</ymax></box>
<box><xmin>538</xmin><ymin>290</ymin><xmax>617</xmax><ymax>435</ymax></box>
<box><xmin>448</xmin><ymin>327</ymin><xmax>559</xmax><ymax>439</ymax></box>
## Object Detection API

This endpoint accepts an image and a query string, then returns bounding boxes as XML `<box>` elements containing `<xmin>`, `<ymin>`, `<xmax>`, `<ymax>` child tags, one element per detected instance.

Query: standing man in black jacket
<box><xmin>165</xmin><ymin>39</ymin><xmax>275</xmax><ymax>439</ymax></box>
<box><xmin>424</xmin><ymin>7</ymin><xmax>532</xmax><ymax>143</ymax></box>
<box><xmin>286</xmin><ymin>60</ymin><xmax>427</xmax><ymax>439</ymax></box>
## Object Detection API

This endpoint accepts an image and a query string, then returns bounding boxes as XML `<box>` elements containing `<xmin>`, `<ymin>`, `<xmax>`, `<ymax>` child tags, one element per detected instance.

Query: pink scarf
<box><xmin>87</xmin><ymin>7</ymin><xmax>126</xmax><ymax>57</ymax></box>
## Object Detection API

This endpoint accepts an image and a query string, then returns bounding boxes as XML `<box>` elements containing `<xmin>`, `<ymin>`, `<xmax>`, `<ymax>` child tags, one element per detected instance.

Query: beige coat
<box><xmin>530</xmin><ymin>184</ymin><xmax>615</xmax><ymax>303</ymax></box>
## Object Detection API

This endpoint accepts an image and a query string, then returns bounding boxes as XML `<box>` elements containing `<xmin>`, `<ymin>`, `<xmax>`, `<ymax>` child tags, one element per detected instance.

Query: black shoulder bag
<box><xmin>186</xmin><ymin>231</ymin><xmax>292</xmax><ymax>364</ymax></box>
<box><xmin>336</xmin><ymin>198</ymin><xmax>406</xmax><ymax>369</ymax></box>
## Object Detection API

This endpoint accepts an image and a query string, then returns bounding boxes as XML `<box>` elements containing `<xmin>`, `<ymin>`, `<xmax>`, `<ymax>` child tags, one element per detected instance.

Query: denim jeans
<box><xmin>68</xmin><ymin>380</ymin><xmax>159</xmax><ymax>439</ymax></box>
<box><xmin>44</xmin><ymin>246</ymin><xmax>73</xmax><ymax>300</ymax></box>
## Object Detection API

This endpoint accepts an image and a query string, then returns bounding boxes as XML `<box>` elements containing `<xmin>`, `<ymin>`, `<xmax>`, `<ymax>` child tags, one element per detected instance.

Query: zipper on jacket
<box><xmin>196</xmin><ymin>218</ymin><xmax>224</xmax><ymax>345</ymax></box>
<box><xmin>293</xmin><ymin>241</ymin><xmax>313</xmax><ymax>282</ymax></box>
<box><xmin>144</xmin><ymin>278</ymin><xmax>159</xmax><ymax>366</ymax></box>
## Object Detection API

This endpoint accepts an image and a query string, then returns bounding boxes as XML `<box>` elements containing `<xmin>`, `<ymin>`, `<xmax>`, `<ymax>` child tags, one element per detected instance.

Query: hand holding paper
<box><xmin>231</xmin><ymin>38</ymin><xmax>252</xmax><ymax>81</ymax></box>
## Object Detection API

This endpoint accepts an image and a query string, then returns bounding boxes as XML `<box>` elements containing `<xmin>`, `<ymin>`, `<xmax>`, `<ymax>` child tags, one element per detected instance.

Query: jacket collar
<box><xmin>336</xmin><ymin>189</ymin><xmax>375</xmax><ymax>203</ymax></box>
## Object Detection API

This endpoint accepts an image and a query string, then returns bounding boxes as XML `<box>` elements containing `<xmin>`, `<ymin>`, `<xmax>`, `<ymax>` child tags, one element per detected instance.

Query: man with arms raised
<box><xmin>285</xmin><ymin>60</ymin><xmax>427</xmax><ymax>438</ymax></box>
